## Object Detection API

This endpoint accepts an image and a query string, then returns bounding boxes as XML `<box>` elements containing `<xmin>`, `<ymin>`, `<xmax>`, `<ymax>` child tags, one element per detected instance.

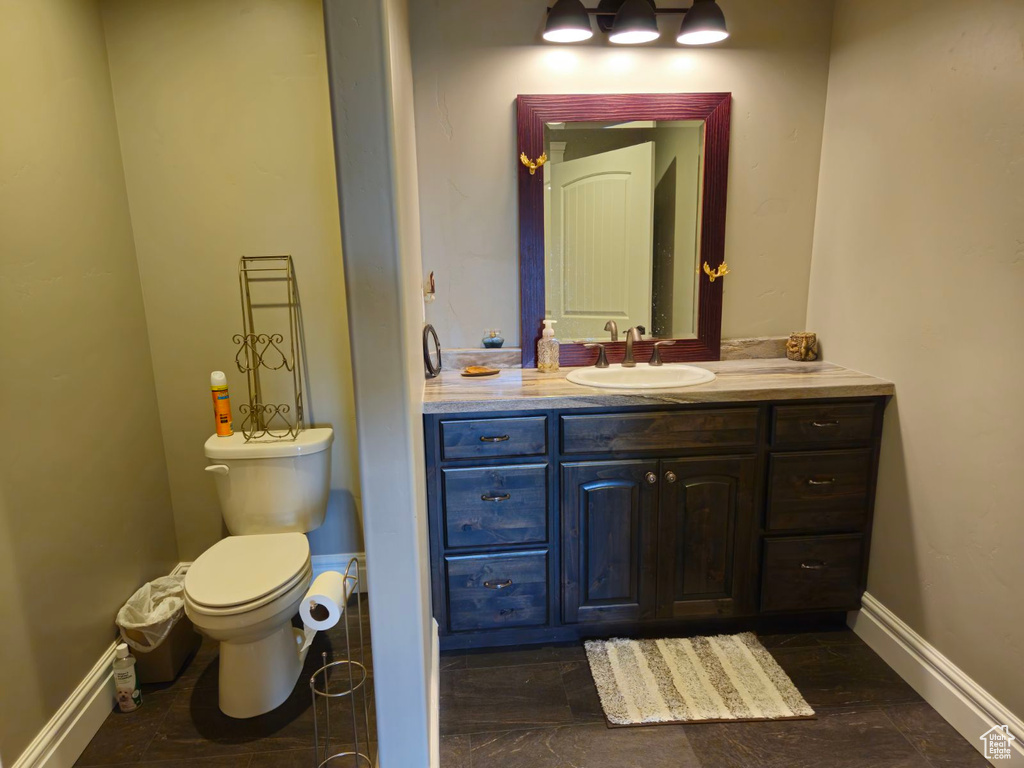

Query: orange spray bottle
<box><xmin>210</xmin><ymin>371</ymin><xmax>233</xmax><ymax>437</ymax></box>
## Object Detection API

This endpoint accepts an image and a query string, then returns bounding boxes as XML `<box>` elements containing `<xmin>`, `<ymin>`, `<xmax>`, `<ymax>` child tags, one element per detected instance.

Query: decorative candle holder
<box><xmin>787</xmin><ymin>332</ymin><xmax>819</xmax><ymax>362</ymax></box>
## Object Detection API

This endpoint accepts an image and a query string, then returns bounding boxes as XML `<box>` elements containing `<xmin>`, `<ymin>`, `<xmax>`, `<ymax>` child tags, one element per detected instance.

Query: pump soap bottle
<box><xmin>537</xmin><ymin>319</ymin><xmax>560</xmax><ymax>372</ymax></box>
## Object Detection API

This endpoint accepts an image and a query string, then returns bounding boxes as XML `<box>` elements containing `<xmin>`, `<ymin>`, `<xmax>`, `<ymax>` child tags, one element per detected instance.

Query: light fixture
<box><xmin>677</xmin><ymin>0</ymin><xmax>729</xmax><ymax>45</ymax></box>
<box><xmin>542</xmin><ymin>0</ymin><xmax>729</xmax><ymax>46</ymax></box>
<box><xmin>543</xmin><ymin>0</ymin><xmax>594</xmax><ymax>43</ymax></box>
<box><xmin>609</xmin><ymin>0</ymin><xmax>660</xmax><ymax>45</ymax></box>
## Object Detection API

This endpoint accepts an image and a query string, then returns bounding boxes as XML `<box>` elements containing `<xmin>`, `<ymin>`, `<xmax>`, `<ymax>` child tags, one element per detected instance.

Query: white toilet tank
<box><xmin>203</xmin><ymin>428</ymin><xmax>333</xmax><ymax>535</ymax></box>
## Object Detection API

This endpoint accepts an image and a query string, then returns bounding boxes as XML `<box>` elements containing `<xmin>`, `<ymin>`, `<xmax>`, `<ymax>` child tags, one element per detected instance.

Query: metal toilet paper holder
<box><xmin>309</xmin><ymin>558</ymin><xmax>372</xmax><ymax>768</ymax></box>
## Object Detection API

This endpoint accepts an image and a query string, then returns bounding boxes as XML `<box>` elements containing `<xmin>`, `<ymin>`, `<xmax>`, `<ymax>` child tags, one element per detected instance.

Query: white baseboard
<box><xmin>12</xmin><ymin>642</ymin><xmax>117</xmax><ymax>768</ymax></box>
<box><xmin>850</xmin><ymin>592</ymin><xmax>1023</xmax><ymax>762</ymax></box>
<box><xmin>429</xmin><ymin>618</ymin><xmax>440</xmax><ymax>768</ymax></box>
<box><xmin>311</xmin><ymin>552</ymin><xmax>368</xmax><ymax>592</ymax></box>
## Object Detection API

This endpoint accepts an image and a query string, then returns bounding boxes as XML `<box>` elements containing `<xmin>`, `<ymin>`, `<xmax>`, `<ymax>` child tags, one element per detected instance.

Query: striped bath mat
<box><xmin>585</xmin><ymin>633</ymin><xmax>815</xmax><ymax>725</ymax></box>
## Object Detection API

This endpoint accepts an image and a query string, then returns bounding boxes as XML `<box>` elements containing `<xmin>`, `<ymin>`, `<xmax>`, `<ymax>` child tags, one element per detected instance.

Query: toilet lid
<box><xmin>185</xmin><ymin>533</ymin><xmax>310</xmax><ymax>609</ymax></box>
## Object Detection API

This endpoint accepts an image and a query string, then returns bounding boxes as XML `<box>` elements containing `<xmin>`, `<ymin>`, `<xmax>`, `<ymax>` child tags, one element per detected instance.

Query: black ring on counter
<box><xmin>423</xmin><ymin>324</ymin><xmax>442</xmax><ymax>379</ymax></box>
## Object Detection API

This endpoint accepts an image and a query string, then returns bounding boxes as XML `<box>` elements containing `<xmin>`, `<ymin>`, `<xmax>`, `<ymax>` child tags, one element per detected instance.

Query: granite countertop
<box><xmin>422</xmin><ymin>358</ymin><xmax>894</xmax><ymax>414</ymax></box>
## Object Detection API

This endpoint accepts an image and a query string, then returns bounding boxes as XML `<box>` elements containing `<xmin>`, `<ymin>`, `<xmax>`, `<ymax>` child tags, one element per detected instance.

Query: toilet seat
<box><xmin>185</xmin><ymin>533</ymin><xmax>311</xmax><ymax>617</ymax></box>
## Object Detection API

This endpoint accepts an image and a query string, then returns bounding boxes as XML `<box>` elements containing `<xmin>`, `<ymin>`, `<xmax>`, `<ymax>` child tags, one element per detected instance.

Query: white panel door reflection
<box><xmin>545</xmin><ymin>142</ymin><xmax>654</xmax><ymax>341</ymax></box>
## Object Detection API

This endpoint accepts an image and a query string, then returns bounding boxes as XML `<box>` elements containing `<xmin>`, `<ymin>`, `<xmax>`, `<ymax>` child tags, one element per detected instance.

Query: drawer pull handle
<box><xmin>484</xmin><ymin>579</ymin><xmax>513</xmax><ymax>590</ymax></box>
<box><xmin>664</xmin><ymin>471</ymin><xmax>678</xmax><ymax>484</ymax></box>
<box><xmin>811</xmin><ymin>420</ymin><xmax>840</xmax><ymax>427</ymax></box>
<box><xmin>480</xmin><ymin>434</ymin><xmax>510</xmax><ymax>443</ymax></box>
<box><xmin>481</xmin><ymin>492</ymin><xmax>511</xmax><ymax>502</ymax></box>
<box><xmin>801</xmin><ymin>560</ymin><xmax>828</xmax><ymax>570</ymax></box>
<box><xmin>807</xmin><ymin>477</ymin><xmax>836</xmax><ymax>486</ymax></box>
<box><xmin>645</xmin><ymin>472</ymin><xmax>658</xmax><ymax>485</ymax></box>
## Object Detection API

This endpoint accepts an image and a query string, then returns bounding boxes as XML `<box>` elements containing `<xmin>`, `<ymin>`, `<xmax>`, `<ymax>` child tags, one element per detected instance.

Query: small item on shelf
<box><xmin>537</xmin><ymin>319</ymin><xmax>560</xmax><ymax>372</ymax></box>
<box><xmin>786</xmin><ymin>332</ymin><xmax>819</xmax><ymax>361</ymax></box>
<box><xmin>462</xmin><ymin>365</ymin><xmax>500</xmax><ymax>378</ymax></box>
<box><xmin>482</xmin><ymin>329</ymin><xmax>505</xmax><ymax>348</ymax></box>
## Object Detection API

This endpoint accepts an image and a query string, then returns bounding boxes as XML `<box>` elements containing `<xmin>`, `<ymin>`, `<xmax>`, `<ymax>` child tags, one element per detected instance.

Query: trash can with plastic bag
<box><xmin>116</xmin><ymin>575</ymin><xmax>202</xmax><ymax>684</ymax></box>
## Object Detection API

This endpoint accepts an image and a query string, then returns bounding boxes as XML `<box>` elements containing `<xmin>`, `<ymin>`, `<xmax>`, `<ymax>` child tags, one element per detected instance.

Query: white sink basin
<box><xmin>565</xmin><ymin>363</ymin><xmax>716</xmax><ymax>390</ymax></box>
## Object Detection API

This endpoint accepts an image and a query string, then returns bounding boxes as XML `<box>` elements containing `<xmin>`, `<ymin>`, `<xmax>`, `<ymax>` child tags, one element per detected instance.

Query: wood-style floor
<box><xmin>75</xmin><ymin>611</ymin><xmax>375</xmax><ymax>768</ymax></box>
<box><xmin>438</xmin><ymin>627</ymin><xmax>989</xmax><ymax>768</ymax></box>
<box><xmin>78</xmin><ymin>612</ymin><xmax>986</xmax><ymax>768</ymax></box>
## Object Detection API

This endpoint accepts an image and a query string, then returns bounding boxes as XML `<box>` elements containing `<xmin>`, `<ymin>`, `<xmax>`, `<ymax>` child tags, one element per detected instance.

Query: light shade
<box><xmin>543</xmin><ymin>0</ymin><xmax>594</xmax><ymax>43</ymax></box>
<box><xmin>609</xmin><ymin>0</ymin><xmax>660</xmax><ymax>44</ymax></box>
<box><xmin>677</xmin><ymin>0</ymin><xmax>728</xmax><ymax>45</ymax></box>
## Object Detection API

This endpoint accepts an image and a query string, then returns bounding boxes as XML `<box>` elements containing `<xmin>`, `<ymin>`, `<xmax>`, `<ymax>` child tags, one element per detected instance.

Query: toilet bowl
<box><xmin>185</xmin><ymin>533</ymin><xmax>314</xmax><ymax>718</ymax></box>
<box><xmin>186</xmin><ymin>428</ymin><xmax>333</xmax><ymax>719</ymax></box>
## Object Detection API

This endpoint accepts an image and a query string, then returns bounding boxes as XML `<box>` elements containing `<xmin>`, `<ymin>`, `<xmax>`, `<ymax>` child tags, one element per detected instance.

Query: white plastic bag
<box><xmin>116</xmin><ymin>575</ymin><xmax>186</xmax><ymax>653</ymax></box>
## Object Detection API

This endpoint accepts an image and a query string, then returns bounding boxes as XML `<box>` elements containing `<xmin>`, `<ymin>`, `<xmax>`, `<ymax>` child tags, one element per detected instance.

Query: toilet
<box><xmin>184</xmin><ymin>428</ymin><xmax>333</xmax><ymax>719</ymax></box>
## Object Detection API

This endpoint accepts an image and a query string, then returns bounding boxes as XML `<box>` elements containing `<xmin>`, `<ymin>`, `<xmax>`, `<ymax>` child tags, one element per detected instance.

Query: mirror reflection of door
<box><xmin>546</xmin><ymin>142</ymin><xmax>654</xmax><ymax>341</ymax></box>
<box><xmin>543</xmin><ymin>121</ymin><xmax>704</xmax><ymax>342</ymax></box>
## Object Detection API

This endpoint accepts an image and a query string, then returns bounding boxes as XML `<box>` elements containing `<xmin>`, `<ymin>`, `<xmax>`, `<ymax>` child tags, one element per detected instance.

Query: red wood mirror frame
<box><xmin>517</xmin><ymin>93</ymin><xmax>731</xmax><ymax>368</ymax></box>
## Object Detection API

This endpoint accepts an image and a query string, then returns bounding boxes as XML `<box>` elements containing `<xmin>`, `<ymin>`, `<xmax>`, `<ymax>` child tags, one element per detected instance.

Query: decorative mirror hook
<box><xmin>703</xmin><ymin>261</ymin><xmax>730</xmax><ymax>283</ymax></box>
<box><xmin>520</xmin><ymin>151</ymin><xmax>548</xmax><ymax>176</ymax></box>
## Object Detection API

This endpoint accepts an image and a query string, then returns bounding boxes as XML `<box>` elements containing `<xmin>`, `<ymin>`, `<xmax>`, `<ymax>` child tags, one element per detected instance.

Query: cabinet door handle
<box><xmin>484</xmin><ymin>579</ymin><xmax>513</xmax><ymax>590</ymax></box>
<box><xmin>481</xmin><ymin>492</ymin><xmax>511</xmax><ymax>502</ymax></box>
<box><xmin>807</xmin><ymin>477</ymin><xmax>836</xmax><ymax>486</ymax></box>
<box><xmin>800</xmin><ymin>560</ymin><xmax>828</xmax><ymax>570</ymax></box>
<box><xmin>479</xmin><ymin>434</ymin><xmax>510</xmax><ymax>442</ymax></box>
<box><xmin>645</xmin><ymin>472</ymin><xmax>658</xmax><ymax>485</ymax></box>
<box><xmin>664</xmin><ymin>471</ymin><xmax>677</xmax><ymax>484</ymax></box>
<box><xmin>811</xmin><ymin>420</ymin><xmax>840</xmax><ymax>428</ymax></box>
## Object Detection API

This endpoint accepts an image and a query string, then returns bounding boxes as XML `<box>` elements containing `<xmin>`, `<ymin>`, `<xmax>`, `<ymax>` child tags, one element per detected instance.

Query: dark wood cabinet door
<box><xmin>561</xmin><ymin>461</ymin><xmax>658</xmax><ymax>624</ymax></box>
<box><xmin>656</xmin><ymin>456</ymin><xmax>757</xmax><ymax>619</ymax></box>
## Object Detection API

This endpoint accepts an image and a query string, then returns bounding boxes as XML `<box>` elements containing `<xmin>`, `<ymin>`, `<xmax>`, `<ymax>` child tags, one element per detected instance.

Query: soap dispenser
<box><xmin>537</xmin><ymin>319</ymin><xmax>560</xmax><ymax>372</ymax></box>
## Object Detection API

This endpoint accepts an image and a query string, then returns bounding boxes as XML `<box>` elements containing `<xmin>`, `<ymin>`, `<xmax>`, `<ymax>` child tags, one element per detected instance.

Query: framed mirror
<box><xmin>517</xmin><ymin>93</ymin><xmax>731</xmax><ymax>367</ymax></box>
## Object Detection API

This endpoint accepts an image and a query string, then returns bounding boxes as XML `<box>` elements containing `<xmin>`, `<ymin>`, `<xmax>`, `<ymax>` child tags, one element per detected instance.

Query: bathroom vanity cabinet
<box><xmin>422</xmin><ymin>362</ymin><xmax>891</xmax><ymax>650</ymax></box>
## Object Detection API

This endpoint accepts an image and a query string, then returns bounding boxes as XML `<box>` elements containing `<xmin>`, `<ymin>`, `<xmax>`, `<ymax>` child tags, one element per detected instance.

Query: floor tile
<box><xmin>439</xmin><ymin>735</ymin><xmax>472</xmax><ymax>768</ymax></box>
<box><xmin>769</xmin><ymin>644</ymin><xmax>922</xmax><ymax>710</ymax></box>
<box><xmin>883</xmin><ymin>702</ymin><xmax>990</xmax><ymax>768</ymax></box>
<box><xmin>439</xmin><ymin>651</ymin><xmax>466</xmax><ymax>672</ymax></box>
<box><xmin>684</xmin><ymin>708</ymin><xmax>932</xmax><ymax>768</ymax></box>
<box><xmin>756</xmin><ymin>633</ymin><xmax>824</xmax><ymax>650</ymax></box>
<box><xmin>145</xmin><ymin>663</ymin><xmax>374</xmax><ymax>761</ymax></box>
<box><xmin>75</xmin><ymin>690</ymin><xmax>177</xmax><ymax>766</ymax></box>
<box><xmin>248</xmin><ymin>744</ymin><xmax>377</xmax><ymax>768</ymax></box>
<box><xmin>440</xmin><ymin>663</ymin><xmax>573</xmax><ymax>736</ymax></box>
<box><xmin>559</xmin><ymin>661</ymin><xmax>606</xmax><ymax>724</ymax></box>
<box><xmin>462</xmin><ymin>642</ymin><xmax>586</xmax><ymax>670</ymax></box>
<box><xmin>469</xmin><ymin>723</ymin><xmax>701</xmax><ymax>768</ymax></box>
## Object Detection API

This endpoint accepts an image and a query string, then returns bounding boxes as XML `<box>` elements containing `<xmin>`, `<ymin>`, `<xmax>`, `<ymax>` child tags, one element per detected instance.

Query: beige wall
<box><xmin>0</xmin><ymin>1</ymin><xmax>178</xmax><ymax>762</ymax></box>
<box><xmin>409</xmin><ymin>0</ymin><xmax>836</xmax><ymax>349</ymax></box>
<box><xmin>100</xmin><ymin>0</ymin><xmax>360</xmax><ymax>560</ymax></box>
<box><xmin>807</xmin><ymin>0</ymin><xmax>1024</xmax><ymax>717</ymax></box>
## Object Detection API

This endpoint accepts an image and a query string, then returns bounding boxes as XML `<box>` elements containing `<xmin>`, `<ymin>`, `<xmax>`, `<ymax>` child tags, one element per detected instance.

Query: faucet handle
<box><xmin>603</xmin><ymin>321</ymin><xmax>619</xmax><ymax>342</ymax></box>
<box><xmin>584</xmin><ymin>343</ymin><xmax>610</xmax><ymax>369</ymax></box>
<box><xmin>649</xmin><ymin>339</ymin><xmax>677</xmax><ymax>366</ymax></box>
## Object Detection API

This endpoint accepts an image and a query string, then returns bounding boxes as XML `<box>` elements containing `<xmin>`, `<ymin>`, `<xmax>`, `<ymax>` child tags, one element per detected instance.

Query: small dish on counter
<box><xmin>461</xmin><ymin>366</ymin><xmax>501</xmax><ymax>378</ymax></box>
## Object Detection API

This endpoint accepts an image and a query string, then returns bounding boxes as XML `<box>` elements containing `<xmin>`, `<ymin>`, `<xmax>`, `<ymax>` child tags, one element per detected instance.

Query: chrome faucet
<box><xmin>603</xmin><ymin>320</ymin><xmax>619</xmax><ymax>342</ymax></box>
<box><xmin>622</xmin><ymin>325</ymin><xmax>645</xmax><ymax>367</ymax></box>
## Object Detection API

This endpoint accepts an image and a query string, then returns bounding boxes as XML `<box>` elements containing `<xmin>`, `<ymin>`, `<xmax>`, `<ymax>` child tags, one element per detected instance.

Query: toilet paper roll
<box><xmin>300</xmin><ymin>571</ymin><xmax>347</xmax><ymax>631</ymax></box>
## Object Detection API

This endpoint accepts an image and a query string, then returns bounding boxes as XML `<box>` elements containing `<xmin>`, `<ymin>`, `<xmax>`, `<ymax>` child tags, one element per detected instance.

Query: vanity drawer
<box><xmin>767</xmin><ymin>450</ymin><xmax>872</xmax><ymax>532</ymax></box>
<box><xmin>761</xmin><ymin>534</ymin><xmax>863</xmax><ymax>612</ymax></box>
<box><xmin>445</xmin><ymin>551</ymin><xmax>548</xmax><ymax>632</ymax></box>
<box><xmin>440</xmin><ymin>417</ymin><xmax>547</xmax><ymax>460</ymax></box>
<box><xmin>442</xmin><ymin>464</ymin><xmax>548</xmax><ymax>549</ymax></box>
<box><xmin>561</xmin><ymin>408</ymin><xmax>759</xmax><ymax>455</ymax></box>
<box><xmin>772</xmin><ymin>402</ymin><xmax>876</xmax><ymax>448</ymax></box>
